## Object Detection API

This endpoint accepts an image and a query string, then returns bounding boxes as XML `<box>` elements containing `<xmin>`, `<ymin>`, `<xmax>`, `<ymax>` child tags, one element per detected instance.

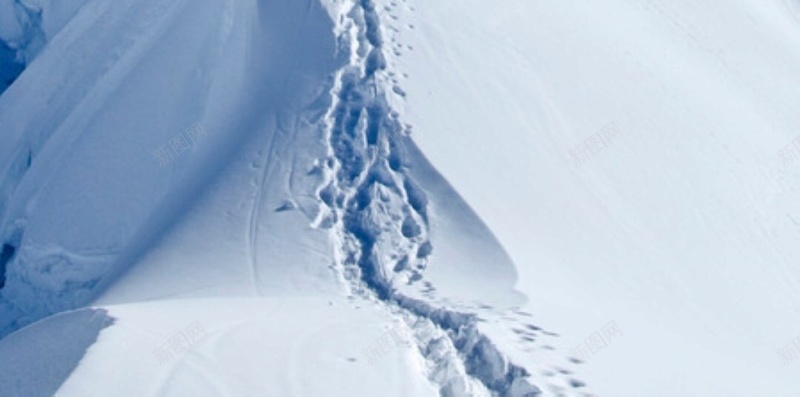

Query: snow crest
<box><xmin>316</xmin><ymin>1</ymin><xmax>540</xmax><ymax>396</ymax></box>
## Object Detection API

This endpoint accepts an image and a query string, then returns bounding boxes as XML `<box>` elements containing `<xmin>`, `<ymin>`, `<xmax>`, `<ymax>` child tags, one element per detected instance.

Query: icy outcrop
<box><xmin>0</xmin><ymin>0</ymin><xmax>91</xmax><ymax>60</ymax></box>
<box><xmin>0</xmin><ymin>0</ymin><xmax>88</xmax><ymax>93</ymax></box>
<box><xmin>0</xmin><ymin>0</ymin><xmax>242</xmax><ymax>337</ymax></box>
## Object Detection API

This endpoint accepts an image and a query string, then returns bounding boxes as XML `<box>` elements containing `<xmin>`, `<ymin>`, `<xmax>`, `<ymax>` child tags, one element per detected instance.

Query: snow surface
<box><xmin>390</xmin><ymin>0</ymin><xmax>800</xmax><ymax>395</ymax></box>
<box><xmin>57</xmin><ymin>298</ymin><xmax>438</xmax><ymax>397</ymax></box>
<box><xmin>1</xmin><ymin>0</ymin><xmax>799</xmax><ymax>395</ymax></box>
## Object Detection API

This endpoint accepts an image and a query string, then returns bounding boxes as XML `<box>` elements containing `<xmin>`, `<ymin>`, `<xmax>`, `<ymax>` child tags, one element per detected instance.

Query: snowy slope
<box><xmin>388</xmin><ymin>0</ymin><xmax>800</xmax><ymax>395</ymax></box>
<box><xmin>0</xmin><ymin>0</ymin><xmax>248</xmax><ymax>336</ymax></box>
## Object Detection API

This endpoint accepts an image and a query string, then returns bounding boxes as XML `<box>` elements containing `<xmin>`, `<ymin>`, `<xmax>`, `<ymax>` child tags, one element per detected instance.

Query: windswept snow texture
<box><xmin>0</xmin><ymin>308</ymin><xmax>113</xmax><ymax>396</ymax></box>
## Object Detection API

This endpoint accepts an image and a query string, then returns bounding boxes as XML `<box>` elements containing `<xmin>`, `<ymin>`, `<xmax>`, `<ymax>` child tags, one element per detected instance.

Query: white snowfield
<box><xmin>0</xmin><ymin>0</ymin><xmax>798</xmax><ymax>396</ymax></box>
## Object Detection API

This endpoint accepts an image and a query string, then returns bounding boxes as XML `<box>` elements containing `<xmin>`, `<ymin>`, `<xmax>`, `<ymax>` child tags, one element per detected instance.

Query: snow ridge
<box><xmin>316</xmin><ymin>1</ymin><xmax>539</xmax><ymax>396</ymax></box>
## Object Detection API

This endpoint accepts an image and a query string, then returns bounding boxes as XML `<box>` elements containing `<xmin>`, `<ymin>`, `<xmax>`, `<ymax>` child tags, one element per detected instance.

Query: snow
<box><xmin>0</xmin><ymin>0</ymin><xmax>799</xmax><ymax>395</ymax></box>
<box><xmin>56</xmin><ymin>297</ymin><xmax>437</xmax><ymax>397</ymax></box>
<box><xmin>0</xmin><ymin>0</ymin><xmax>245</xmax><ymax>335</ymax></box>
<box><xmin>389</xmin><ymin>0</ymin><xmax>800</xmax><ymax>395</ymax></box>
